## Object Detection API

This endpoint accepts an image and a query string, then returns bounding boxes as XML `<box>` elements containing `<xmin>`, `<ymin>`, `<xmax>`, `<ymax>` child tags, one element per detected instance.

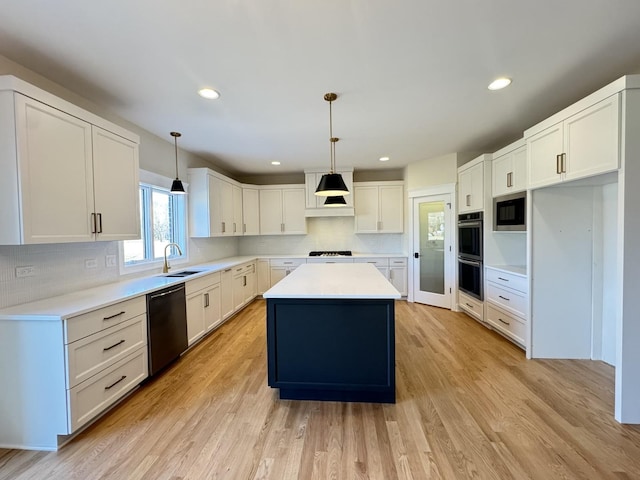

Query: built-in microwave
<box><xmin>494</xmin><ymin>192</ymin><xmax>526</xmax><ymax>231</ymax></box>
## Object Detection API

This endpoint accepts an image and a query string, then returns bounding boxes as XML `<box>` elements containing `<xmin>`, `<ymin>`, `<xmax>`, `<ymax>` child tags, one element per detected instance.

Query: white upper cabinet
<box><xmin>304</xmin><ymin>168</ymin><xmax>354</xmax><ymax>216</ymax></box>
<box><xmin>458</xmin><ymin>156</ymin><xmax>487</xmax><ymax>213</ymax></box>
<box><xmin>492</xmin><ymin>140</ymin><xmax>527</xmax><ymax>197</ymax></box>
<box><xmin>259</xmin><ymin>186</ymin><xmax>306</xmax><ymax>235</ymax></box>
<box><xmin>242</xmin><ymin>187</ymin><xmax>260</xmax><ymax>235</ymax></box>
<box><xmin>0</xmin><ymin>77</ymin><xmax>140</xmax><ymax>245</ymax></box>
<box><xmin>527</xmin><ymin>94</ymin><xmax>620</xmax><ymax>189</ymax></box>
<box><xmin>354</xmin><ymin>181</ymin><xmax>404</xmax><ymax>233</ymax></box>
<box><xmin>188</xmin><ymin>169</ymin><xmax>245</xmax><ymax>237</ymax></box>
<box><xmin>92</xmin><ymin>127</ymin><xmax>140</xmax><ymax>241</ymax></box>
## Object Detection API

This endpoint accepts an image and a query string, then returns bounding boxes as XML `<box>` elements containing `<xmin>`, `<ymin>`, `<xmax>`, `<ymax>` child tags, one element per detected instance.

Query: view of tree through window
<box><xmin>123</xmin><ymin>184</ymin><xmax>186</xmax><ymax>266</ymax></box>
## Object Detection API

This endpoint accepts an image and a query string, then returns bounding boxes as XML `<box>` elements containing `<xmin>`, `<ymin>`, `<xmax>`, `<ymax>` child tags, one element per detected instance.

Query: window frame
<box><xmin>119</xmin><ymin>170</ymin><xmax>189</xmax><ymax>275</ymax></box>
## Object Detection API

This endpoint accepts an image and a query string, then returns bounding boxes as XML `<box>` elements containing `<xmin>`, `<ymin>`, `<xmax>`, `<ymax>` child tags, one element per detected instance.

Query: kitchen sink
<box><xmin>164</xmin><ymin>270</ymin><xmax>203</xmax><ymax>277</ymax></box>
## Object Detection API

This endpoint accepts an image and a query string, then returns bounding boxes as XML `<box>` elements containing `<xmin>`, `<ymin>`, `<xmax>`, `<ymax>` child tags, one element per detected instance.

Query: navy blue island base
<box><xmin>266</xmin><ymin>297</ymin><xmax>396</xmax><ymax>403</ymax></box>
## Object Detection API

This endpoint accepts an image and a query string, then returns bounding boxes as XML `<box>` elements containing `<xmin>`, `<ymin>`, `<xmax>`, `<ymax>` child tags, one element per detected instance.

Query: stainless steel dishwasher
<box><xmin>146</xmin><ymin>283</ymin><xmax>188</xmax><ymax>376</ymax></box>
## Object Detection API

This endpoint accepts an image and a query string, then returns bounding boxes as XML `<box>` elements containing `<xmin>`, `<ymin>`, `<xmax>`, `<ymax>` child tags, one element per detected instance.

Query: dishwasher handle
<box><xmin>149</xmin><ymin>285</ymin><xmax>185</xmax><ymax>300</ymax></box>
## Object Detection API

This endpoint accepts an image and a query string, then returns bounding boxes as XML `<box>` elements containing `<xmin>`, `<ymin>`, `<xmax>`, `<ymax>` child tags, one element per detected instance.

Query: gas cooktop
<box><xmin>308</xmin><ymin>250</ymin><xmax>353</xmax><ymax>257</ymax></box>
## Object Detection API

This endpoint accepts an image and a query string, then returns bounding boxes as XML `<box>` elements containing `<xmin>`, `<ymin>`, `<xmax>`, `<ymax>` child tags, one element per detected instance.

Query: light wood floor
<box><xmin>2</xmin><ymin>299</ymin><xmax>640</xmax><ymax>480</ymax></box>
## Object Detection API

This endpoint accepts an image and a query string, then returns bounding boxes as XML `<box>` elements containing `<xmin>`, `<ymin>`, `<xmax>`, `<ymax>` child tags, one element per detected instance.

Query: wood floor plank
<box><xmin>2</xmin><ymin>299</ymin><xmax>640</xmax><ymax>479</ymax></box>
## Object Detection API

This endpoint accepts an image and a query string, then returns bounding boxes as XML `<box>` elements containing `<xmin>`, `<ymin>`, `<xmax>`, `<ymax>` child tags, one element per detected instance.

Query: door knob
<box><xmin>414</xmin><ymin>252</ymin><xmax>420</xmax><ymax>259</ymax></box>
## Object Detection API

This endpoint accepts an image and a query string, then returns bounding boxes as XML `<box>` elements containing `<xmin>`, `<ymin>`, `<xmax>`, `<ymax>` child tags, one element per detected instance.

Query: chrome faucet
<box><xmin>162</xmin><ymin>243</ymin><xmax>183</xmax><ymax>273</ymax></box>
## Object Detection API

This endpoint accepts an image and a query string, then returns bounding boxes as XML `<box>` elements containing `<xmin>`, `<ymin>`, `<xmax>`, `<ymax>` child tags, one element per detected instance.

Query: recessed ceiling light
<box><xmin>379</xmin><ymin>156</ymin><xmax>390</xmax><ymax>162</ymax></box>
<box><xmin>488</xmin><ymin>77</ymin><xmax>512</xmax><ymax>91</ymax></box>
<box><xmin>198</xmin><ymin>88</ymin><xmax>220</xmax><ymax>99</ymax></box>
<box><xmin>271</xmin><ymin>161</ymin><xmax>281</xmax><ymax>166</ymax></box>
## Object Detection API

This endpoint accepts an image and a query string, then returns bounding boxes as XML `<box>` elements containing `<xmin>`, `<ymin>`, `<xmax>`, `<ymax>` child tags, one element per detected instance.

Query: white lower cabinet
<box><xmin>389</xmin><ymin>258</ymin><xmax>408</xmax><ymax>296</ymax></box>
<box><xmin>186</xmin><ymin>272</ymin><xmax>222</xmax><ymax>346</ymax></box>
<box><xmin>269</xmin><ymin>258</ymin><xmax>306</xmax><ymax>288</ymax></box>
<box><xmin>232</xmin><ymin>262</ymin><xmax>257</xmax><ymax>311</ymax></box>
<box><xmin>221</xmin><ymin>268</ymin><xmax>234</xmax><ymax>320</ymax></box>
<box><xmin>484</xmin><ymin>266</ymin><xmax>528</xmax><ymax>348</ymax></box>
<box><xmin>68</xmin><ymin>348</ymin><xmax>147</xmax><ymax>432</ymax></box>
<box><xmin>458</xmin><ymin>291</ymin><xmax>484</xmax><ymax>322</ymax></box>
<box><xmin>0</xmin><ymin>296</ymin><xmax>148</xmax><ymax>450</ymax></box>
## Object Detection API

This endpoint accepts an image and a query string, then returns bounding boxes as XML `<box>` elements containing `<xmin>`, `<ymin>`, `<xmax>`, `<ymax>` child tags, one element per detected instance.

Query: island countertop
<box><xmin>263</xmin><ymin>263</ymin><xmax>401</xmax><ymax>299</ymax></box>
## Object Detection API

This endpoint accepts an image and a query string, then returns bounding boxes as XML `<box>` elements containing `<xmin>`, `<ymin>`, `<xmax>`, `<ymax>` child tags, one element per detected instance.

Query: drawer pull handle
<box><xmin>465</xmin><ymin>303</ymin><xmax>474</xmax><ymax>309</ymax></box>
<box><xmin>105</xmin><ymin>375</ymin><xmax>127</xmax><ymax>390</ymax></box>
<box><xmin>103</xmin><ymin>311</ymin><xmax>126</xmax><ymax>320</ymax></box>
<box><xmin>498</xmin><ymin>318</ymin><xmax>510</xmax><ymax>326</ymax></box>
<box><xmin>103</xmin><ymin>339</ymin><xmax>125</xmax><ymax>351</ymax></box>
<box><xmin>498</xmin><ymin>295</ymin><xmax>510</xmax><ymax>301</ymax></box>
<box><xmin>497</xmin><ymin>277</ymin><xmax>509</xmax><ymax>282</ymax></box>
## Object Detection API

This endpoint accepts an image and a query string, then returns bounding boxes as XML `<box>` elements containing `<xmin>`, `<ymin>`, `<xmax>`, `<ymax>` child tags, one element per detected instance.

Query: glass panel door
<box><xmin>413</xmin><ymin>194</ymin><xmax>453</xmax><ymax>308</ymax></box>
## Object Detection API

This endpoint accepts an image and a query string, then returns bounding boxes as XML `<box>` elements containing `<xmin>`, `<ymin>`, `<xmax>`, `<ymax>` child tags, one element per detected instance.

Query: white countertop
<box><xmin>485</xmin><ymin>264</ymin><xmax>527</xmax><ymax>277</ymax></box>
<box><xmin>263</xmin><ymin>263</ymin><xmax>401</xmax><ymax>299</ymax></box>
<box><xmin>0</xmin><ymin>253</ymin><xmax>407</xmax><ymax>321</ymax></box>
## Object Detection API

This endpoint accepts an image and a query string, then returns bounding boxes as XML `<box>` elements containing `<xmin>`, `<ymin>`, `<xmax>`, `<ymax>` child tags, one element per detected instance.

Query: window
<box><xmin>123</xmin><ymin>183</ymin><xmax>187</xmax><ymax>268</ymax></box>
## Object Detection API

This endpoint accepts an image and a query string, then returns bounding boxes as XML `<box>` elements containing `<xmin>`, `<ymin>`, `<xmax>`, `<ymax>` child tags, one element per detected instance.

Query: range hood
<box><xmin>304</xmin><ymin>168</ymin><xmax>355</xmax><ymax>217</ymax></box>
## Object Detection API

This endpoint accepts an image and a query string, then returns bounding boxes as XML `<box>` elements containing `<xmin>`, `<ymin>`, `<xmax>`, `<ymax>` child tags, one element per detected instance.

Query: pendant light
<box><xmin>170</xmin><ymin>131</ymin><xmax>186</xmax><ymax>194</ymax></box>
<box><xmin>324</xmin><ymin>195</ymin><xmax>347</xmax><ymax>207</ymax></box>
<box><xmin>315</xmin><ymin>92</ymin><xmax>350</xmax><ymax>197</ymax></box>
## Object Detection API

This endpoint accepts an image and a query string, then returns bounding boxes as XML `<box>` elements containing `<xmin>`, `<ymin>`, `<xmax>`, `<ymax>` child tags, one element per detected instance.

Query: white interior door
<box><xmin>412</xmin><ymin>194</ymin><xmax>453</xmax><ymax>308</ymax></box>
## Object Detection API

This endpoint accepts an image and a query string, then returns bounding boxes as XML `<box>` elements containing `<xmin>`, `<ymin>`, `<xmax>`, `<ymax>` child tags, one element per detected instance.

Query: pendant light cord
<box><xmin>174</xmin><ymin>135</ymin><xmax>179</xmax><ymax>179</ymax></box>
<box><xmin>328</xmin><ymin>98</ymin><xmax>334</xmax><ymax>173</ymax></box>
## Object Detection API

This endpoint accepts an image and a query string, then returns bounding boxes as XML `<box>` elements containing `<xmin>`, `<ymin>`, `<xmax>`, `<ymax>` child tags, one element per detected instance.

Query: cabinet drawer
<box><xmin>459</xmin><ymin>291</ymin><xmax>483</xmax><ymax>321</ymax></box>
<box><xmin>186</xmin><ymin>271</ymin><xmax>221</xmax><ymax>295</ymax></box>
<box><xmin>270</xmin><ymin>258</ymin><xmax>306</xmax><ymax>268</ymax></box>
<box><xmin>66</xmin><ymin>315</ymin><xmax>147</xmax><ymax>388</ymax></box>
<box><xmin>65</xmin><ymin>296</ymin><xmax>146</xmax><ymax>343</ymax></box>
<box><xmin>389</xmin><ymin>257</ymin><xmax>408</xmax><ymax>267</ymax></box>
<box><xmin>68</xmin><ymin>347</ymin><xmax>148</xmax><ymax>432</ymax></box>
<box><xmin>353</xmin><ymin>257</ymin><xmax>389</xmax><ymax>267</ymax></box>
<box><xmin>486</xmin><ymin>304</ymin><xmax>526</xmax><ymax>346</ymax></box>
<box><xmin>486</xmin><ymin>283</ymin><xmax>527</xmax><ymax>318</ymax></box>
<box><xmin>233</xmin><ymin>262</ymin><xmax>255</xmax><ymax>276</ymax></box>
<box><xmin>485</xmin><ymin>268</ymin><xmax>528</xmax><ymax>293</ymax></box>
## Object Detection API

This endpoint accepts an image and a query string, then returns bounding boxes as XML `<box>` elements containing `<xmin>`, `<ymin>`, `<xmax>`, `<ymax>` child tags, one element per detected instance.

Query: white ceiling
<box><xmin>2</xmin><ymin>0</ymin><xmax>640</xmax><ymax>176</ymax></box>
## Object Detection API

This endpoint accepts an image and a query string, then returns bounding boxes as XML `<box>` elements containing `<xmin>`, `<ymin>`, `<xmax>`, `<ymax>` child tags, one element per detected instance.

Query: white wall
<box><xmin>405</xmin><ymin>153</ymin><xmax>458</xmax><ymax>191</ymax></box>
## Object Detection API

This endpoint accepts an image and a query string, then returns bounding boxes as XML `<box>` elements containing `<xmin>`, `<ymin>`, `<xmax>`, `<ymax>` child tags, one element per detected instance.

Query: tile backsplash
<box><xmin>239</xmin><ymin>216</ymin><xmax>406</xmax><ymax>255</ymax></box>
<box><xmin>0</xmin><ymin>217</ymin><xmax>405</xmax><ymax>309</ymax></box>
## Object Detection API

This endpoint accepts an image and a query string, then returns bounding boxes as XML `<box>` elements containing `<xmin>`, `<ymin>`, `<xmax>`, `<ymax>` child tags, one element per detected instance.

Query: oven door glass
<box><xmin>458</xmin><ymin>257</ymin><xmax>482</xmax><ymax>300</ymax></box>
<box><xmin>458</xmin><ymin>223</ymin><xmax>482</xmax><ymax>259</ymax></box>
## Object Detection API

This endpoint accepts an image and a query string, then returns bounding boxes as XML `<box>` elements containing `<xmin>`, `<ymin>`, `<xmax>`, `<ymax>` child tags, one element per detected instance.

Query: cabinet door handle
<box><xmin>561</xmin><ymin>153</ymin><xmax>567</xmax><ymax>173</ymax></box>
<box><xmin>243</xmin><ymin>275</ymin><xmax>247</xmax><ymax>287</ymax></box>
<box><xmin>204</xmin><ymin>292</ymin><xmax>210</xmax><ymax>308</ymax></box>
<box><xmin>243</xmin><ymin>223</ymin><xmax>247</xmax><ymax>234</ymax></box>
<box><xmin>91</xmin><ymin>213</ymin><xmax>97</xmax><ymax>234</ymax></box>
<box><xmin>103</xmin><ymin>311</ymin><xmax>126</xmax><ymax>320</ymax></box>
<box><xmin>97</xmin><ymin>213</ymin><xmax>103</xmax><ymax>233</ymax></box>
<box><xmin>497</xmin><ymin>277</ymin><xmax>509</xmax><ymax>282</ymax></box>
<box><xmin>465</xmin><ymin>303</ymin><xmax>474</xmax><ymax>309</ymax></box>
<box><xmin>466</xmin><ymin>194</ymin><xmax>471</xmax><ymax>207</ymax></box>
<box><xmin>507</xmin><ymin>172</ymin><xmax>513</xmax><ymax>188</ymax></box>
<box><xmin>498</xmin><ymin>295</ymin><xmax>510</xmax><ymax>301</ymax></box>
<box><xmin>233</xmin><ymin>223</ymin><xmax>237</xmax><ymax>233</ymax></box>
<box><xmin>104</xmin><ymin>375</ymin><xmax>127</xmax><ymax>390</ymax></box>
<box><xmin>103</xmin><ymin>339</ymin><xmax>125</xmax><ymax>351</ymax></box>
<box><xmin>498</xmin><ymin>317</ymin><xmax>510</xmax><ymax>326</ymax></box>
<box><xmin>222</xmin><ymin>222</ymin><xmax>226</xmax><ymax>233</ymax></box>
<box><xmin>556</xmin><ymin>154</ymin><xmax>562</xmax><ymax>174</ymax></box>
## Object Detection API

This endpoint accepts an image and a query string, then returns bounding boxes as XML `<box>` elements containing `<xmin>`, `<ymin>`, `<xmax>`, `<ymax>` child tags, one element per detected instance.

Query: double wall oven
<box><xmin>458</xmin><ymin>212</ymin><xmax>483</xmax><ymax>300</ymax></box>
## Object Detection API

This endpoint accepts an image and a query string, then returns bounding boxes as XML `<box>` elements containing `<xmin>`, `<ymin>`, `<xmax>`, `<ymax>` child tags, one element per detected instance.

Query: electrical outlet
<box><xmin>105</xmin><ymin>255</ymin><xmax>117</xmax><ymax>267</ymax></box>
<box><xmin>85</xmin><ymin>258</ymin><xmax>98</xmax><ymax>269</ymax></box>
<box><xmin>15</xmin><ymin>266</ymin><xmax>36</xmax><ymax>278</ymax></box>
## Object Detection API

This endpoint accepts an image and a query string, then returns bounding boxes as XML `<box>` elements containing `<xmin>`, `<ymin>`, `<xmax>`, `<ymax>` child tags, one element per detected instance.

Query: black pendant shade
<box><xmin>170</xmin><ymin>178</ymin><xmax>186</xmax><ymax>194</ymax></box>
<box><xmin>315</xmin><ymin>173</ymin><xmax>349</xmax><ymax>197</ymax></box>
<box><xmin>170</xmin><ymin>131</ymin><xmax>186</xmax><ymax>195</ymax></box>
<box><xmin>324</xmin><ymin>195</ymin><xmax>347</xmax><ymax>207</ymax></box>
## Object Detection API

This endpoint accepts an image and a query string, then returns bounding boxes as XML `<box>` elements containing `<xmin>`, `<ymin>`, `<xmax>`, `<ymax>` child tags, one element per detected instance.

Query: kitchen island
<box><xmin>263</xmin><ymin>263</ymin><xmax>400</xmax><ymax>403</ymax></box>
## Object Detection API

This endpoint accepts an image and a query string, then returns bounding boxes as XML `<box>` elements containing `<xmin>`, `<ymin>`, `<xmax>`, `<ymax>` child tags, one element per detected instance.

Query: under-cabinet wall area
<box><xmin>530</xmin><ymin>175</ymin><xmax>618</xmax><ymax>364</ymax></box>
